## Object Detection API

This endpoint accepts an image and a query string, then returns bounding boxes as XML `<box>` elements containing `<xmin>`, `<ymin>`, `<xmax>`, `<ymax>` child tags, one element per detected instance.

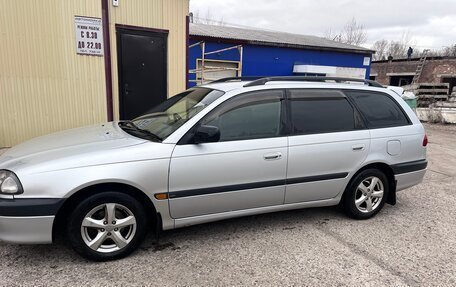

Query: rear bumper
<box><xmin>391</xmin><ymin>159</ymin><xmax>428</xmax><ymax>175</ymax></box>
<box><xmin>0</xmin><ymin>215</ymin><xmax>54</xmax><ymax>244</ymax></box>
<box><xmin>0</xmin><ymin>198</ymin><xmax>63</xmax><ymax>244</ymax></box>
<box><xmin>395</xmin><ymin>169</ymin><xmax>427</xmax><ymax>191</ymax></box>
<box><xmin>392</xmin><ymin>159</ymin><xmax>427</xmax><ymax>191</ymax></box>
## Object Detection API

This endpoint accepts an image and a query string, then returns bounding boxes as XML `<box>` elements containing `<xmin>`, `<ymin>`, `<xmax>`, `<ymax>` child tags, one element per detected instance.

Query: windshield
<box><xmin>119</xmin><ymin>88</ymin><xmax>225</xmax><ymax>141</ymax></box>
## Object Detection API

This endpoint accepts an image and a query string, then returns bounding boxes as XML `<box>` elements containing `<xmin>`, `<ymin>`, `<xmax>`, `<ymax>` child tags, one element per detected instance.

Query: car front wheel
<box><xmin>67</xmin><ymin>192</ymin><xmax>148</xmax><ymax>261</ymax></box>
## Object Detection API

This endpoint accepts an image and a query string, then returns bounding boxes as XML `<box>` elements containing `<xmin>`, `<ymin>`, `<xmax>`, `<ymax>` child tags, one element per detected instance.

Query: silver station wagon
<box><xmin>0</xmin><ymin>77</ymin><xmax>427</xmax><ymax>261</ymax></box>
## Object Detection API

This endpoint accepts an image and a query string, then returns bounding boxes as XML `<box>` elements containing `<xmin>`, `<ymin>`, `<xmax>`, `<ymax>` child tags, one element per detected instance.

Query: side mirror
<box><xmin>194</xmin><ymin>125</ymin><xmax>220</xmax><ymax>144</ymax></box>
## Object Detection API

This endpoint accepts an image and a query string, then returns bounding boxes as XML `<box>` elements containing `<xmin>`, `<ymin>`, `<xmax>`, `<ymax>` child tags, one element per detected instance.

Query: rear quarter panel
<box><xmin>368</xmin><ymin>124</ymin><xmax>426</xmax><ymax>166</ymax></box>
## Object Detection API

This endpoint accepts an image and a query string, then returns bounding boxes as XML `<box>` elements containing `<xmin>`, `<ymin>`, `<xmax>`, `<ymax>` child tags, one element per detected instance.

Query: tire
<box><xmin>342</xmin><ymin>169</ymin><xmax>389</xmax><ymax>220</ymax></box>
<box><xmin>67</xmin><ymin>192</ymin><xmax>149</xmax><ymax>261</ymax></box>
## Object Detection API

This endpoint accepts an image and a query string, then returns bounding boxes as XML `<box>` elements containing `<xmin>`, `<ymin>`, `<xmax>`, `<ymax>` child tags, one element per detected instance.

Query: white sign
<box><xmin>74</xmin><ymin>16</ymin><xmax>104</xmax><ymax>56</ymax></box>
<box><xmin>363</xmin><ymin>57</ymin><xmax>370</xmax><ymax>66</ymax></box>
<box><xmin>293</xmin><ymin>64</ymin><xmax>366</xmax><ymax>79</ymax></box>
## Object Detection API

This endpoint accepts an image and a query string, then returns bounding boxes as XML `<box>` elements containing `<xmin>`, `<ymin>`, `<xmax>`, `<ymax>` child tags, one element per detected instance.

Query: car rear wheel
<box><xmin>342</xmin><ymin>169</ymin><xmax>389</xmax><ymax>219</ymax></box>
<box><xmin>67</xmin><ymin>192</ymin><xmax>148</xmax><ymax>261</ymax></box>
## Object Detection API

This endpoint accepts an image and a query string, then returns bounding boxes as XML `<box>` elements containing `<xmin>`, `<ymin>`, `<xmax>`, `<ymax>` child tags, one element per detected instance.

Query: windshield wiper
<box><xmin>119</xmin><ymin>121</ymin><xmax>163</xmax><ymax>142</ymax></box>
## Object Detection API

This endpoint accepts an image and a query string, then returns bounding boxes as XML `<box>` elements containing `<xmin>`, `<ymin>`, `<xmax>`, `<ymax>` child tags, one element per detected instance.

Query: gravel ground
<box><xmin>0</xmin><ymin>123</ymin><xmax>455</xmax><ymax>286</ymax></box>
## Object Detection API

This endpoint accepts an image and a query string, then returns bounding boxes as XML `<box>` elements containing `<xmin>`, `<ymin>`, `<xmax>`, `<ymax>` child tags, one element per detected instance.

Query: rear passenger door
<box><xmin>285</xmin><ymin>89</ymin><xmax>370</xmax><ymax>204</ymax></box>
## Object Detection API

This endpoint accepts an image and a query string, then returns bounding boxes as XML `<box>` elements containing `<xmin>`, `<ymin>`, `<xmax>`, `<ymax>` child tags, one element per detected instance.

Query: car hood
<box><xmin>0</xmin><ymin>122</ymin><xmax>150</xmax><ymax>173</ymax></box>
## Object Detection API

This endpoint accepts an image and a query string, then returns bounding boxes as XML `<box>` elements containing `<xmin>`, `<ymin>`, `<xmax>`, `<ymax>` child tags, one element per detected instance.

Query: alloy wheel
<box><xmin>354</xmin><ymin>176</ymin><xmax>384</xmax><ymax>213</ymax></box>
<box><xmin>80</xmin><ymin>203</ymin><xmax>137</xmax><ymax>253</ymax></box>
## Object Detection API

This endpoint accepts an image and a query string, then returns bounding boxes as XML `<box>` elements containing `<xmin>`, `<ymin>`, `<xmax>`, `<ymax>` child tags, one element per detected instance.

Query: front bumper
<box><xmin>0</xmin><ymin>198</ymin><xmax>64</xmax><ymax>244</ymax></box>
<box><xmin>0</xmin><ymin>216</ymin><xmax>54</xmax><ymax>244</ymax></box>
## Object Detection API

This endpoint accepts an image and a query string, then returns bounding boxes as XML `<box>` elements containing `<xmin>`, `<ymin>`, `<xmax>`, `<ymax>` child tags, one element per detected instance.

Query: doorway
<box><xmin>117</xmin><ymin>27</ymin><xmax>168</xmax><ymax>120</ymax></box>
<box><xmin>441</xmin><ymin>77</ymin><xmax>456</xmax><ymax>94</ymax></box>
<box><xmin>389</xmin><ymin>75</ymin><xmax>414</xmax><ymax>86</ymax></box>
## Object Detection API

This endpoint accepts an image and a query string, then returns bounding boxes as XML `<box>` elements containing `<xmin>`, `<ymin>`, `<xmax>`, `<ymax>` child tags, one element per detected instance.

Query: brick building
<box><xmin>371</xmin><ymin>56</ymin><xmax>456</xmax><ymax>92</ymax></box>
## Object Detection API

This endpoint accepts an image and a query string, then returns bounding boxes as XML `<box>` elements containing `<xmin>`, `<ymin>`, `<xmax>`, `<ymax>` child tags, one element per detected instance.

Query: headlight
<box><xmin>0</xmin><ymin>170</ymin><xmax>23</xmax><ymax>195</ymax></box>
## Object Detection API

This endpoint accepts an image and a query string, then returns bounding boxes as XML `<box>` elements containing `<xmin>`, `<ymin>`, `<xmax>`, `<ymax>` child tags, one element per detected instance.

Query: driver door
<box><xmin>168</xmin><ymin>90</ymin><xmax>288</xmax><ymax>218</ymax></box>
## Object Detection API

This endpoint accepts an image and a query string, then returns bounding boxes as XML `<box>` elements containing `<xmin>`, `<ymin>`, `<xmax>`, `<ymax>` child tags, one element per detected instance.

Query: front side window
<box><xmin>119</xmin><ymin>88</ymin><xmax>225</xmax><ymax>141</ymax></box>
<box><xmin>289</xmin><ymin>89</ymin><xmax>356</xmax><ymax>135</ymax></box>
<box><xmin>199</xmin><ymin>90</ymin><xmax>284</xmax><ymax>142</ymax></box>
<box><xmin>346</xmin><ymin>91</ymin><xmax>410</xmax><ymax>128</ymax></box>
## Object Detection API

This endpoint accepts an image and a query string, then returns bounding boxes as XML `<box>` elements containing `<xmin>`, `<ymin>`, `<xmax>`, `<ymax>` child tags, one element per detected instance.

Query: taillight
<box><xmin>423</xmin><ymin>134</ymin><xmax>428</xmax><ymax>147</ymax></box>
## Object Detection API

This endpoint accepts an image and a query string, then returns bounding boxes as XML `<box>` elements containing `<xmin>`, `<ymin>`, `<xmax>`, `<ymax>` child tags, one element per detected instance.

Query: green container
<box><xmin>404</xmin><ymin>98</ymin><xmax>417</xmax><ymax>109</ymax></box>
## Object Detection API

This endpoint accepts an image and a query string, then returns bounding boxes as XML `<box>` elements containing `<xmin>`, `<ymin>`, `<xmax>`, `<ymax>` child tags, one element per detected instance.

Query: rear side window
<box><xmin>347</xmin><ymin>91</ymin><xmax>409</xmax><ymax>128</ymax></box>
<box><xmin>289</xmin><ymin>90</ymin><xmax>356</xmax><ymax>135</ymax></box>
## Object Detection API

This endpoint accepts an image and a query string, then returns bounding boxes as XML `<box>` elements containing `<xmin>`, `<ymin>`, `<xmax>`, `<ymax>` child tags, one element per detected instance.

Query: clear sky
<box><xmin>190</xmin><ymin>0</ymin><xmax>456</xmax><ymax>50</ymax></box>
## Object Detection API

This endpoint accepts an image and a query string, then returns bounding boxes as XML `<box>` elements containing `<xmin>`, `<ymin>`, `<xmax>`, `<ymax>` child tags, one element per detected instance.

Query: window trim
<box><xmin>285</xmin><ymin>89</ymin><xmax>365</xmax><ymax>136</ymax></box>
<box><xmin>343</xmin><ymin>89</ymin><xmax>412</xmax><ymax>129</ymax></box>
<box><xmin>178</xmin><ymin>89</ymin><xmax>287</xmax><ymax>145</ymax></box>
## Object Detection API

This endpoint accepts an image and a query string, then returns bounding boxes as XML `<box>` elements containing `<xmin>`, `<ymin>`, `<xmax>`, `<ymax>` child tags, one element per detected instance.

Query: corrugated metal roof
<box><xmin>190</xmin><ymin>23</ymin><xmax>374</xmax><ymax>54</ymax></box>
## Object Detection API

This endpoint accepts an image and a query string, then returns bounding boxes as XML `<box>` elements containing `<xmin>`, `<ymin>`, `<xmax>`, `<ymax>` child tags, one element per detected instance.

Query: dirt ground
<box><xmin>0</xmin><ymin>123</ymin><xmax>455</xmax><ymax>286</ymax></box>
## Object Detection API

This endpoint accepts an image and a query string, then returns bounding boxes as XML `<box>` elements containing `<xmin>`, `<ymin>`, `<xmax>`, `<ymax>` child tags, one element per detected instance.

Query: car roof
<box><xmin>201</xmin><ymin>80</ymin><xmax>387</xmax><ymax>93</ymax></box>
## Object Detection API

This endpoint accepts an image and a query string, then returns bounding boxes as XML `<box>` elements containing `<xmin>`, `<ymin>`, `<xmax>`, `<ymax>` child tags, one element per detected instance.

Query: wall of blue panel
<box><xmin>188</xmin><ymin>40</ymin><xmax>372</xmax><ymax>87</ymax></box>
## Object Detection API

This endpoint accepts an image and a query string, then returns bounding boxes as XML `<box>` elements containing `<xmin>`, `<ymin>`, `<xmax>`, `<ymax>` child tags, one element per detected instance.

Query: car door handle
<box><xmin>264</xmin><ymin>152</ymin><xmax>282</xmax><ymax>161</ymax></box>
<box><xmin>352</xmin><ymin>144</ymin><xmax>365</xmax><ymax>151</ymax></box>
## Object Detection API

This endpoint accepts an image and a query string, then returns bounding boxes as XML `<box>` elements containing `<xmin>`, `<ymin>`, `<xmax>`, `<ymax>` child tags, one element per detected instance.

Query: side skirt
<box><xmin>171</xmin><ymin>197</ymin><xmax>340</xmax><ymax>229</ymax></box>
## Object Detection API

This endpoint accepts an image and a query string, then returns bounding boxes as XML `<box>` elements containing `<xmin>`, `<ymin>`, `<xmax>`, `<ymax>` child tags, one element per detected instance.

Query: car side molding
<box><xmin>169</xmin><ymin>172</ymin><xmax>349</xmax><ymax>199</ymax></box>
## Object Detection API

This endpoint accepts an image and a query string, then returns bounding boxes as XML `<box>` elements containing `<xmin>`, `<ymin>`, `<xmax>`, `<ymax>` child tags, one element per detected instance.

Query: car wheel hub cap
<box><xmin>355</xmin><ymin>176</ymin><xmax>384</xmax><ymax>213</ymax></box>
<box><xmin>80</xmin><ymin>203</ymin><xmax>137</xmax><ymax>253</ymax></box>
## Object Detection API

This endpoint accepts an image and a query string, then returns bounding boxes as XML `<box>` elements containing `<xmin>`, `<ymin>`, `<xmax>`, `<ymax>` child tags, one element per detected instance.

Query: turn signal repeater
<box><xmin>423</xmin><ymin>134</ymin><xmax>428</xmax><ymax>147</ymax></box>
<box><xmin>154</xmin><ymin>193</ymin><xmax>168</xmax><ymax>200</ymax></box>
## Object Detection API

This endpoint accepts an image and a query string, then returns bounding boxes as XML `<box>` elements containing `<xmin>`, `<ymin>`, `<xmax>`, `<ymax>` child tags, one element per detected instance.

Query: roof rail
<box><xmin>209</xmin><ymin>76</ymin><xmax>267</xmax><ymax>84</ymax></box>
<box><xmin>243</xmin><ymin>76</ymin><xmax>384</xmax><ymax>88</ymax></box>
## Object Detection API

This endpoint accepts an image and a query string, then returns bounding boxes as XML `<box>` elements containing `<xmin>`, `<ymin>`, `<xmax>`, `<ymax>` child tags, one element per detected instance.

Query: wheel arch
<box><xmin>52</xmin><ymin>182</ymin><xmax>159</xmax><ymax>242</ymax></box>
<box><xmin>344</xmin><ymin>162</ymin><xmax>396</xmax><ymax>205</ymax></box>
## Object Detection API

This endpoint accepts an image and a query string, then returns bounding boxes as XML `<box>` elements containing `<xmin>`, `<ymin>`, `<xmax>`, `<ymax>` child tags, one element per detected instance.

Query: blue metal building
<box><xmin>188</xmin><ymin>23</ymin><xmax>374</xmax><ymax>87</ymax></box>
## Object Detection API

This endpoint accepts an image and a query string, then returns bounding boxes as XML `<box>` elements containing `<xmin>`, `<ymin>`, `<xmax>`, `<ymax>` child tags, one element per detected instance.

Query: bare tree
<box><xmin>441</xmin><ymin>45</ymin><xmax>456</xmax><ymax>57</ymax></box>
<box><xmin>371</xmin><ymin>31</ymin><xmax>418</xmax><ymax>60</ymax></box>
<box><xmin>341</xmin><ymin>18</ymin><xmax>368</xmax><ymax>46</ymax></box>
<box><xmin>426</xmin><ymin>45</ymin><xmax>456</xmax><ymax>57</ymax></box>
<box><xmin>372</xmin><ymin>40</ymin><xmax>389</xmax><ymax>61</ymax></box>
<box><xmin>387</xmin><ymin>41</ymin><xmax>408</xmax><ymax>59</ymax></box>
<box><xmin>324</xmin><ymin>28</ymin><xmax>342</xmax><ymax>42</ymax></box>
<box><xmin>191</xmin><ymin>9</ymin><xmax>225</xmax><ymax>26</ymax></box>
<box><xmin>325</xmin><ymin>18</ymin><xmax>367</xmax><ymax>46</ymax></box>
